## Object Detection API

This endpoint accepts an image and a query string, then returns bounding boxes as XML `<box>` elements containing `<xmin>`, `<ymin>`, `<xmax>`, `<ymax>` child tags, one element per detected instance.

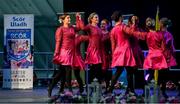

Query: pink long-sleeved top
<box><xmin>53</xmin><ymin>26</ymin><xmax>76</xmax><ymax>66</ymax></box>
<box><xmin>53</xmin><ymin>16</ymin><xmax>82</xmax><ymax>66</ymax></box>
<box><xmin>160</xmin><ymin>31</ymin><xmax>176</xmax><ymax>67</ymax></box>
<box><xmin>84</xmin><ymin>24</ymin><xmax>103</xmax><ymax>64</ymax></box>
<box><xmin>101</xmin><ymin>30</ymin><xmax>111</xmax><ymax>70</ymax></box>
<box><xmin>133</xmin><ymin>30</ymin><xmax>172</xmax><ymax>70</ymax></box>
<box><xmin>76</xmin><ymin>17</ymin><xmax>103</xmax><ymax>65</ymax></box>
<box><xmin>129</xmin><ymin>26</ymin><xmax>144</xmax><ymax>68</ymax></box>
<box><xmin>110</xmin><ymin>23</ymin><xmax>136</xmax><ymax>68</ymax></box>
<box><xmin>73</xmin><ymin>35</ymin><xmax>89</xmax><ymax>70</ymax></box>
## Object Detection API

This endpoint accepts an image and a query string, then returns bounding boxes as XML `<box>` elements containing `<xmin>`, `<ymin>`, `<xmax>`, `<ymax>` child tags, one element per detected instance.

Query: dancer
<box><xmin>158</xmin><ymin>17</ymin><xmax>178</xmax><ymax>98</ymax></box>
<box><xmin>129</xmin><ymin>16</ymin><xmax>144</xmax><ymax>69</ymax></box>
<box><xmin>100</xmin><ymin>19</ymin><xmax>112</xmax><ymax>90</ymax></box>
<box><xmin>77</xmin><ymin>12</ymin><xmax>103</xmax><ymax>84</ymax></box>
<box><xmin>128</xmin><ymin>16</ymin><xmax>146</xmax><ymax>95</ymax></box>
<box><xmin>159</xmin><ymin>17</ymin><xmax>176</xmax><ymax>68</ymax></box>
<box><xmin>143</xmin><ymin>17</ymin><xmax>171</xmax><ymax>99</ymax></box>
<box><xmin>48</xmin><ymin>13</ymin><xmax>79</xmax><ymax>97</ymax></box>
<box><xmin>106</xmin><ymin>11</ymin><xmax>137</xmax><ymax>94</ymax></box>
<box><xmin>73</xmin><ymin>33</ymin><xmax>89</xmax><ymax>94</ymax></box>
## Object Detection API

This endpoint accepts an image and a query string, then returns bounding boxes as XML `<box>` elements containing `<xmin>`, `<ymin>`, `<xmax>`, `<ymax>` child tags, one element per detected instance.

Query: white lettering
<box><xmin>10</xmin><ymin>33</ymin><xmax>27</xmax><ymax>39</ymax></box>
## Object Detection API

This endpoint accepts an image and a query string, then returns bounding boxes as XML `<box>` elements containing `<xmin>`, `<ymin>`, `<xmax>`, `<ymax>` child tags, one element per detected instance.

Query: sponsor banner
<box><xmin>3</xmin><ymin>14</ymin><xmax>34</xmax><ymax>89</ymax></box>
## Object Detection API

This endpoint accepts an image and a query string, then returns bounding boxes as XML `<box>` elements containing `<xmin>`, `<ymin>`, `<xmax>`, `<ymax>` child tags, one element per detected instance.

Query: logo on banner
<box><xmin>6</xmin><ymin>29</ymin><xmax>33</xmax><ymax>69</ymax></box>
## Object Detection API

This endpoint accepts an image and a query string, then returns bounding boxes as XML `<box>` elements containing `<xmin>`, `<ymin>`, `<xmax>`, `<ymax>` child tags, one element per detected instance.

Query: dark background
<box><xmin>64</xmin><ymin>0</ymin><xmax>179</xmax><ymax>49</ymax></box>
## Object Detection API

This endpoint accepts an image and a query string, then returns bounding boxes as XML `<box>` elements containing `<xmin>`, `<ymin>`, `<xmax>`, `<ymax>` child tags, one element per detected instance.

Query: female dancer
<box><xmin>48</xmin><ymin>13</ymin><xmax>79</xmax><ymax>97</ymax></box>
<box><xmin>158</xmin><ymin>17</ymin><xmax>177</xmax><ymax>98</ymax></box>
<box><xmin>100</xmin><ymin>19</ymin><xmax>112</xmax><ymax>90</ymax></box>
<box><xmin>127</xmin><ymin>16</ymin><xmax>145</xmax><ymax>95</ymax></box>
<box><xmin>73</xmin><ymin>33</ymin><xmax>89</xmax><ymax>94</ymax></box>
<box><xmin>159</xmin><ymin>17</ymin><xmax>176</xmax><ymax>68</ymax></box>
<box><xmin>106</xmin><ymin>11</ymin><xmax>137</xmax><ymax>94</ymax></box>
<box><xmin>77</xmin><ymin>12</ymin><xmax>103</xmax><ymax>84</ymax></box>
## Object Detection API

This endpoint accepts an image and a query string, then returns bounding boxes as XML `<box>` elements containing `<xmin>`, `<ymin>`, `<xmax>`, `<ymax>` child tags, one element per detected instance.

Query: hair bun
<box><xmin>160</xmin><ymin>17</ymin><xmax>172</xmax><ymax>27</ymax></box>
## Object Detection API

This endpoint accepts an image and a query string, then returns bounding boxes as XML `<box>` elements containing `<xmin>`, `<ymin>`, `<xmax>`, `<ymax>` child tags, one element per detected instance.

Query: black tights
<box><xmin>102</xmin><ymin>70</ymin><xmax>112</xmax><ymax>89</ymax></box>
<box><xmin>108</xmin><ymin>66</ymin><xmax>136</xmax><ymax>93</ymax></box>
<box><xmin>87</xmin><ymin>64</ymin><xmax>102</xmax><ymax>84</ymax></box>
<box><xmin>126</xmin><ymin>67</ymin><xmax>136</xmax><ymax>93</ymax></box>
<box><xmin>108</xmin><ymin>66</ymin><xmax>124</xmax><ymax>92</ymax></box>
<box><xmin>74</xmin><ymin>68</ymin><xmax>84</xmax><ymax>93</ymax></box>
<box><xmin>48</xmin><ymin>65</ymin><xmax>72</xmax><ymax>97</ymax></box>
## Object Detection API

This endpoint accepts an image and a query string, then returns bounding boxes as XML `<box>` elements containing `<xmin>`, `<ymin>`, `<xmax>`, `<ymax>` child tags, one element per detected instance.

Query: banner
<box><xmin>3</xmin><ymin>14</ymin><xmax>34</xmax><ymax>89</ymax></box>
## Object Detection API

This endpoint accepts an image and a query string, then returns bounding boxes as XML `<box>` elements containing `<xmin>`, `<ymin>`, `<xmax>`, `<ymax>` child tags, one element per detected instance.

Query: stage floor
<box><xmin>0</xmin><ymin>87</ymin><xmax>179</xmax><ymax>103</ymax></box>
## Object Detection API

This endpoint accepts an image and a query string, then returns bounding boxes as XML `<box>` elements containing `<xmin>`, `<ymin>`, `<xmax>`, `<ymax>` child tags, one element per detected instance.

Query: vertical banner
<box><xmin>3</xmin><ymin>14</ymin><xmax>34</xmax><ymax>89</ymax></box>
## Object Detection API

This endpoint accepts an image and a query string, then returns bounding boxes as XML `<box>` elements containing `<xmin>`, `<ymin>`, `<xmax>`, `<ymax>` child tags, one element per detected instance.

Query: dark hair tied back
<box><xmin>111</xmin><ymin>11</ymin><xmax>122</xmax><ymax>22</ymax></box>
